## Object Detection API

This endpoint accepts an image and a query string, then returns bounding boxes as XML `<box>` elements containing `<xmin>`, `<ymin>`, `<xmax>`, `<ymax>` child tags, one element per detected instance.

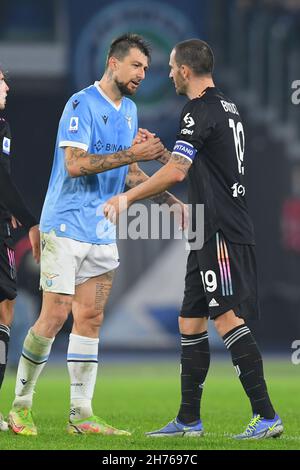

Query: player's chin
<box><xmin>125</xmin><ymin>85</ymin><xmax>138</xmax><ymax>95</ymax></box>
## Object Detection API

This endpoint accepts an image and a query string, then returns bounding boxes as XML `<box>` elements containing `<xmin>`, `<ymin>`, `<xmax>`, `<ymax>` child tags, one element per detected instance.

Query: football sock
<box><xmin>0</xmin><ymin>324</ymin><xmax>10</xmax><ymax>390</ymax></box>
<box><xmin>67</xmin><ymin>333</ymin><xmax>99</xmax><ymax>421</ymax></box>
<box><xmin>13</xmin><ymin>328</ymin><xmax>54</xmax><ymax>408</ymax></box>
<box><xmin>177</xmin><ymin>332</ymin><xmax>210</xmax><ymax>424</ymax></box>
<box><xmin>223</xmin><ymin>325</ymin><xmax>275</xmax><ymax>419</ymax></box>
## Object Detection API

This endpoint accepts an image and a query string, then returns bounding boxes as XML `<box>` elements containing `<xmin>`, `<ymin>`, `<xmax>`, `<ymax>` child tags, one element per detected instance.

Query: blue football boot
<box><xmin>146</xmin><ymin>418</ymin><xmax>204</xmax><ymax>437</ymax></box>
<box><xmin>234</xmin><ymin>414</ymin><xmax>283</xmax><ymax>439</ymax></box>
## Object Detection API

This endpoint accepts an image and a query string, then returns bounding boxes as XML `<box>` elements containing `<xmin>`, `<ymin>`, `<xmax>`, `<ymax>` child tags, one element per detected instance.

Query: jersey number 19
<box><xmin>229</xmin><ymin>118</ymin><xmax>245</xmax><ymax>175</ymax></box>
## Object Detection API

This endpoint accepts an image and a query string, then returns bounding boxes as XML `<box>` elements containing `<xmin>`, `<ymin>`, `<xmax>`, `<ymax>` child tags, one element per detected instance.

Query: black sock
<box><xmin>177</xmin><ymin>331</ymin><xmax>210</xmax><ymax>425</ymax></box>
<box><xmin>223</xmin><ymin>325</ymin><xmax>275</xmax><ymax>419</ymax></box>
<box><xmin>0</xmin><ymin>324</ymin><xmax>10</xmax><ymax>390</ymax></box>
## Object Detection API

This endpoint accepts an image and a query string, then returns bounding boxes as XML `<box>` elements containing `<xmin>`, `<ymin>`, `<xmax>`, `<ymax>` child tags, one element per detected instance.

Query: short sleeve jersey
<box><xmin>0</xmin><ymin>118</ymin><xmax>12</xmax><ymax>223</ymax></box>
<box><xmin>40</xmin><ymin>82</ymin><xmax>138</xmax><ymax>244</ymax></box>
<box><xmin>173</xmin><ymin>87</ymin><xmax>255</xmax><ymax>245</ymax></box>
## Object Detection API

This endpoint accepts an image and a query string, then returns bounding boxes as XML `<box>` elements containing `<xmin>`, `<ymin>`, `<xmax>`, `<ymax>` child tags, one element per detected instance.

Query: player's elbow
<box><xmin>65</xmin><ymin>162</ymin><xmax>80</xmax><ymax>178</ymax></box>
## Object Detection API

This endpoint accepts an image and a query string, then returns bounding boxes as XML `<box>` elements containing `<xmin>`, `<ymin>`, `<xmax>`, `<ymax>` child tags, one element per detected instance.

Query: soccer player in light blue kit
<box><xmin>8</xmin><ymin>34</ymin><xmax>180</xmax><ymax>436</ymax></box>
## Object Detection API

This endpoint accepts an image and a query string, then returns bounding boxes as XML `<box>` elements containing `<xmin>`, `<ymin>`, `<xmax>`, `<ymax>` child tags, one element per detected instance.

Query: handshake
<box><xmin>130</xmin><ymin>128</ymin><xmax>168</xmax><ymax>162</ymax></box>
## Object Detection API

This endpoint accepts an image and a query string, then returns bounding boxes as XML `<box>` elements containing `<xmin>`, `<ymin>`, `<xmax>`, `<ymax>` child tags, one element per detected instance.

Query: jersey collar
<box><xmin>94</xmin><ymin>81</ymin><xmax>122</xmax><ymax>111</ymax></box>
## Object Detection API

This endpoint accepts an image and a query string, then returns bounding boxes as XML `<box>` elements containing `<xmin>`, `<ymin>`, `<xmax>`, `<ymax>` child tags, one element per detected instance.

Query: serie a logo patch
<box><xmin>2</xmin><ymin>137</ymin><xmax>11</xmax><ymax>155</ymax></box>
<box><xmin>69</xmin><ymin>117</ymin><xmax>79</xmax><ymax>132</ymax></box>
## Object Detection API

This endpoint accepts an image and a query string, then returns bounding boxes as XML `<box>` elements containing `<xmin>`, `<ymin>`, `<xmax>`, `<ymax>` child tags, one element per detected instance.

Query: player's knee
<box><xmin>213</xmin><ymin>310</ymin><xmax>244</xmax><ymax>336</ymax></box>
<box><xmin>86</xmin><ymin>310</ymin><xmax>104</xmax><ymax>330</ymax></box>
<box><xmin>74</xmin><ymin>305</ymin><xmax>104</xmax><ymax>330</ymax></box>
<box><xmin>49</xmin><ymin>312</ymin><xmax>68</xmax><ymax>332</ymax></box>
<box><xmin>178</xmin><ymin>316</ymin><xmax>207</xmax><ymax>334</ymax></box>
<box><xmin>0</xmin><ymin>299</ymin><xmax>15</xmax><ymax>326</ymax></box>
<box><xmin>37</xmin><ymin>307</ymin><xmax>69</xmax><ymax>337</ymax></box>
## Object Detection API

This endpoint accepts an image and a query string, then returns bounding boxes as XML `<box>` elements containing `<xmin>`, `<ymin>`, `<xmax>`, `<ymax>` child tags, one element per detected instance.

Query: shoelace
<box><xmin>18</xmin><ymin>408</ymin><xmax>34</xmax><ymax>424</ymax></box>
<box><xmin>244</xmin><ymin>415</ymin><xmax>261</xmax><ymax>435</ymax></box>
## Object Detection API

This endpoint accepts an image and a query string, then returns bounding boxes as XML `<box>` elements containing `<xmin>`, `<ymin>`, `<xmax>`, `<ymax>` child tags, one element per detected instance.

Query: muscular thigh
<box><xmin>72</xmin><ymin>270</ymin><xmax>115</xmax><ymax>321</ymax></box>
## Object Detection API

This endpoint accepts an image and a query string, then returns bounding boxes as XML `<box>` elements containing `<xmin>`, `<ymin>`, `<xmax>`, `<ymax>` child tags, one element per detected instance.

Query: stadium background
<box><xmin>0</xmin><ymin>0</ymin><xmax>299</xmax><ymax>368</ymax></box>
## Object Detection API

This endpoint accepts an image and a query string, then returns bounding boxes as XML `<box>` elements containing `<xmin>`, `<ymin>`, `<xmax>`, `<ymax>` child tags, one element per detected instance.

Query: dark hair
<box><xmin>106</xmin><ymin>33</ymin><xmax>151</xmax><ymax>68</ymax></box>
<box><xmin>174</xmin><ymin>39</ymin><xmax>214</xmax><ymax>76</ymax></box>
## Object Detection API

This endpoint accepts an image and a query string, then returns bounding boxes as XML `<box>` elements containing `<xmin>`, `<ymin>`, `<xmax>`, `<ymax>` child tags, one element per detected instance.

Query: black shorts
<box><xmin>180</xmin><ymin>231</ymin><xmax>260</xmax><ymax>320</ymax></box>
<box><xmin>0</xmin><ymin>235</ymin><xmax>17</xmax><ymax>302</ymax></box>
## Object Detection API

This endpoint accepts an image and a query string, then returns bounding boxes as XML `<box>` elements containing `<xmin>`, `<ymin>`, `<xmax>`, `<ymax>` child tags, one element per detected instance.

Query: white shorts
<box><xmin>40</xmin><ymin>230</ymin><xmax>119</xmax><ymax>295</ymax></box>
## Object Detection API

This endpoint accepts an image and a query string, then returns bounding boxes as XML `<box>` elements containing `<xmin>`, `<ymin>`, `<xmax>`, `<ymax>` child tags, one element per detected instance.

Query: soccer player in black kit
<box><xmin>104</xmin><ymin>39</ymin><xmax>283</xmax><ymax>439</ymax></box>
<box><xmin>0</xmin><ymin>69</ymin><xmax>40</xmax><ymax>431</ymax></box>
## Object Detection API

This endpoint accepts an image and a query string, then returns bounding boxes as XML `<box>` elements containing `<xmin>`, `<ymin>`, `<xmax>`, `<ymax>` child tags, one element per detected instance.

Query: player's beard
<box><xmin>174</xmin><ymin>73</ymin><xmax>188</xmax><ymax>96</ymax></box>
<box><xmin>115</xmin><ymin>79</ymin><xmax>135</xmax><ymax>96</ymax></box>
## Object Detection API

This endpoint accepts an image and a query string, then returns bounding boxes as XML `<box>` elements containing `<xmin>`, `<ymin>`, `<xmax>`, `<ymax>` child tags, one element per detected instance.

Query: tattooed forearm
<box><xmin>65</xmin><ymin>147</ymin><xmax>137</xmax><ymax>177</ymax></box>
<box><xmin>126</xmin><ymin>164</ymin><xmax>178</xmax><ymax>206</ymax></box>
<box><xmin>151</xmin><ymin>191</ymin><xmax>175</xmax><ymax>206</ymax></box>
<box><xmin>157</xmin><ymin>149</ymin><xmax>172</xmax><ymax>165</ymax></box>
<box><xmin>87</xmin><ymin>150</ymin><xmax>136</xmax><ymax>172</ymax></box>
<box><xmin>65</xmin><ymin>148</ymin><xmax>86</xmax><ymax>169</ymax></box>
<box><xmin>170</xmin><ymin>153</ymin><xmax>191</xmax><ymax>177</ymax></box>
<box><xmin>126</xmin><ymin>164</ymin><xmax>148</xmax><ymax>188</ymax></box>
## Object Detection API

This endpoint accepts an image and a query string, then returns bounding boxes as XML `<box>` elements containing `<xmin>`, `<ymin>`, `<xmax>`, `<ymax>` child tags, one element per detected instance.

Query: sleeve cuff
<box><xmin>59</xmin><ymin>141</ymin><xmax>88</xmax><ymax>151</ymax></box>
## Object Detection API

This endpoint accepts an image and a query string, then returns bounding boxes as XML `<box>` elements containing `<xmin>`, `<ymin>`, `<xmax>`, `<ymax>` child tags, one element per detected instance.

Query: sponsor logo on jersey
<box><xmin>2</xmin><ymin>137</ymin><xmax>10</xmax><ymax>155</ymax></box>
<box><xmin>93</xmin><ymin>142</ymin><xmax>130</xmax><ymax>152</ymax></box>
<box><xmin>173</xmin><ymin>140</ymin><xmax>197</xmax><ymax>161</ymax></box>
<box><xmin>94</xmin><ymin>139</ymin><xmax>104</xmax><ymax>151</ymax></box>
<box><xmin>105</xmin><ymin>143</ymin><xmax>130</xmax><ymax>152</ymax></box>
<box><xmin>69</xmin><ymin>117</ymin><xmax>79</xmax><ymax>132</ymax></box>
<box><xmin>102</xmin><ymin>115</ymin><xmax>108</xmax><ymax>124</ymax></box>
<box><xmin>183</xmin><ymin>112</ymin><xmax>195</xmax><ymax>128</ymax></box>
<box><xmin>181</xmin><ymin>128</ymin><xmax>194</xmax><ymax>135</ymax></box>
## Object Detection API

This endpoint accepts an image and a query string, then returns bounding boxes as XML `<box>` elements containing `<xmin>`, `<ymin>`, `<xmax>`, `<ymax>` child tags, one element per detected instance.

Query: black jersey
<box><xmin>175</xmin><ymin>87</ymin><xmax>255</xmax><ymax>245</ymax></box>
<box><xmin>0</xmin><ymin>117</ymin><xmax>12</xmax><ymax>223</ymax></box>
<box><xmin>0</xmin><ymin>117</ymin><xmax>37</xmax><ymax>230</ymax></box>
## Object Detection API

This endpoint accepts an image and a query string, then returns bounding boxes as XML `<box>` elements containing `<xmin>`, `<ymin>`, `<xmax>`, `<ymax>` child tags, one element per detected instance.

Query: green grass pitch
<box><xmin>0</xmin><ymin>359</ymin><xmax>299</xmax><ymax>450</ymax></box>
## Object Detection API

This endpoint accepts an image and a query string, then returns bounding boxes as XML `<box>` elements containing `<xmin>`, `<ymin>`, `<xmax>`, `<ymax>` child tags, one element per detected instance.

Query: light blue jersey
<box><xmin>40</xmin><ymin>82</ymin><xmax>138</xmax><ymax>244</ymax></box>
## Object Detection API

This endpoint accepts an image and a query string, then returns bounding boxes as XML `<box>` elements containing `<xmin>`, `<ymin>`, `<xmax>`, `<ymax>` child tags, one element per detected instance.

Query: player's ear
<box><xmin>181</xmin><ymin>64</ymin><xmax>189</xmax><ymax>80</ymax></box>
<box><xmin>108</xmin><ymin>56</ymin><xmax>119</xmax><ymax>71</ymax></box>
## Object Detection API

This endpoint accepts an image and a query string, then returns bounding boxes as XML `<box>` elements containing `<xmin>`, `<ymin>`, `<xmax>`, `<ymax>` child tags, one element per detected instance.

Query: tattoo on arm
<box><xmin>170</xmin><ymin>153</ymin><xmax>191</xmax><ymax>177</ymax></box>
<box><xmin>126</xmin><ymin>163</ymin><xmax>175</xmax><ymax>206</ymax></box>
<box><xmin>151</xmin><ymin>191</ymin><xmax>174</xmax><ymax>205</ymax></box>
<box><xmin>125</xmin><ymin>164</ymin><xmax>148</xmax><ymax>188</ymax></box>
<box><xmin>65</xmin><ymin>147</ymin><xmax>87</xmax><ymax>170</ymax></box>
<box><xmin>157</xmin><ymin>149</ymin><xmax>172</xmax><ymax>165</ymax></box>
<box><xmin>65</xmin><ymin>147</ymin><xmax>137</xmax><ymax>176</ymax></box>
